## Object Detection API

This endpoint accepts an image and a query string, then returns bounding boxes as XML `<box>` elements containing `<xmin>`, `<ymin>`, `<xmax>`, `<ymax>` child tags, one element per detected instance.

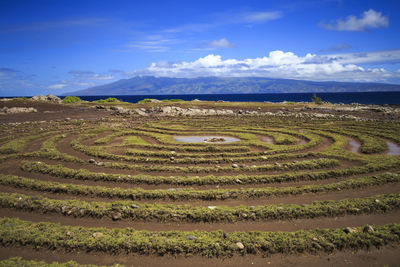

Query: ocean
<box><xmin>75</xmin><ymin>91</ymin><xmax>400</xmax><ymax>105</ymax></box>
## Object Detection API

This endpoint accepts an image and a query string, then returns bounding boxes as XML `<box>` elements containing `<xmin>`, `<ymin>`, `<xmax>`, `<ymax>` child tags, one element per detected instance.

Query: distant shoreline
<box><xmin>64</xmin><ymin>91</ymin><xmax>400</xmax><ymax>105</ymax></box>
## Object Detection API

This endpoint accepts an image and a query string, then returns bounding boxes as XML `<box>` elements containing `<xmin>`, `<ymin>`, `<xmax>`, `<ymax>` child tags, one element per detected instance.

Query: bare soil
<box><xmin>1</xmin><ymin>100</ymin><xmax>399</xmax><ymax>266</ymax></box>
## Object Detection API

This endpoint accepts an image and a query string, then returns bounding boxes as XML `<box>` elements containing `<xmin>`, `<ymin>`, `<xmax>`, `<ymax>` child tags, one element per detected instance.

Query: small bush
<box><xmin>93</xmin><ymin>97</ymin><xmax>119</xmax><ymax>103</ymax></box>
<box><xmin>138</xmin><ymin>98</ymin><xmax>152</xmax><ymax>103</ymax></box>
<box><xmin>311</xmin><ymin>94</ymin><xmax>322</xmax><ymax>105</ymax></box>
<box><xmin>62</xmin><ymin>96</ymin><xmax>82</xmax><ymax>103</ymax></box>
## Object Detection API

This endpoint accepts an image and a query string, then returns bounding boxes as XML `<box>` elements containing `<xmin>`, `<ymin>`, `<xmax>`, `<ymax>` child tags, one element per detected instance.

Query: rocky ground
<box><xmin>0</xmin><ymin>95</ymin><xmax>400</xmax><ymax>266</ymax></box>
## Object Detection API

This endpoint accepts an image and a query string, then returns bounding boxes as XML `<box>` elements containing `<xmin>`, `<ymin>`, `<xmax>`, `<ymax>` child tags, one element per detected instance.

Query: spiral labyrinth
<box><xmin>0</xmin><ymin>114</ymin><xmax>400</xmax><ymax>265</ymax></box>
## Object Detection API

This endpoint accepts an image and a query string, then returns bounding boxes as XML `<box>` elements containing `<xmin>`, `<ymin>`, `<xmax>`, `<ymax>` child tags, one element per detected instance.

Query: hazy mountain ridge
<box><xmin>64</xmin><ymin>76</ymin><xmax>400</xmax><ymax>96</ymax></box>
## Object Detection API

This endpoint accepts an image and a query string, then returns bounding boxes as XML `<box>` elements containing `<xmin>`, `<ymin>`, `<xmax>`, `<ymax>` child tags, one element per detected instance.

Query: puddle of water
<box><xmin>349</xmin><ymin>140</ymin><xmax>361</xmax><ymax>153</ymax></box>
<box><xmin>174</xmin><ymin>136</ymin><xmax>241</xmax><ymax>143</ymax></box>
<box><xmin>387</xmin><ymin>142</ymin><xmax>400</xmax><ymax>155</ymax></box>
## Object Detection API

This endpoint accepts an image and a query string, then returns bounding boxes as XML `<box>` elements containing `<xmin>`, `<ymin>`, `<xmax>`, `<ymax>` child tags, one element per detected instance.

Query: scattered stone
<box><xmin>363</xmin><ymin>225</ymin><xmax>374</xmax><ymax>233</ymax></box>
<box><xmin>343</xmin><ymin>227</ymin><xmax>357</xmax><ymax>234</ymax></box>
<box><xmin>236</xmin><ymin>242</ymin><xmax>245</xmax><ymax>250</ymax></box>
<box><xmin>32</xmin><ymin>94</ymin><xmax>62</xmax><ymax>103</ymax></box>
<box><xmin>208</xmin><ymin>206</ymin><xmax>217</xmax><ymax>210</ymax></box>
<box><xmin>0</xmin><ymin>107</ymin><xmax>37</xmax><ymax>114</ymax></box>
<box><xmin>92</xmin><ymin>232</ymin><xmax>104</xmax><ymax>239</ymax></box>
<box><xmin>204</xmin><ymin>137</ymin><xmax>226</xmax><ymax>143</ymax></box>
<box><xmin>186</xmin><ymin>235</ymin><xmax>197</xmax><ymax>240</ymax></box>
<box><xmin>131</xmin><ymin>204</ymin><xmax>140</xmax><ymax>209</ymax></box>
<box><xmin>88</xmin><ymin>159</ymin><xmax>96</xmax><ymax>164</ymax></box>
<box><xmin>232</xmin><ymin>164</ymin><xmax>238</xmax><ymax>168</ymax></box>
<box><xmin>111</xmin><ymin>212</ymin><xmax>122</xmax><ymax>221</ymax></box>
<box><xmin>66</xmin><ymin>231</ymin><xmax>73</xmax><ymax>237</ymax></box>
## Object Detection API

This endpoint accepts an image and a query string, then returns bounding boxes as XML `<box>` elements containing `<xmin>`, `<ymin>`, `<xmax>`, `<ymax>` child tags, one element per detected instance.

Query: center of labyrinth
<box><xmin>0</xmin><ymin>115</ymin><xmax>400</xmax><ymax>264</ymax></box>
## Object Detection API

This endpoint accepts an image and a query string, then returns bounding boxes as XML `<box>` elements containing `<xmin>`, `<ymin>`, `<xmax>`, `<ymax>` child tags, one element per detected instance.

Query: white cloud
<box><xmin>129</xmin><ymin>49</ymin><xmax>400</xmax><ymax>83</ymax></box>
<box><xmin>126</xmin><ymin>38</ymin><xmax>180</xmax><ymax>52</ymax></box>
<box><xmin>68</xmin><ymin>70</ymin><xmax>114</xmax><ymax>80</ymax></box>
<box><xmin>321</xmin><ymin>9</ymin><xmax>389</xmax><ymax>31</ymax></box>
<box><xmin>242</xmin><ymin>11</ymin><xmax>282</xmax><ymax>23</ymax></box>
<box><xmin>48</xmin><ymin>83</ymin><xmax>67</xmax><ymax>90</ymax></box>
<box><xmin>205</xmin><ymin>38</ymin><xmax>235</xmax><ymax>49</ymax></box>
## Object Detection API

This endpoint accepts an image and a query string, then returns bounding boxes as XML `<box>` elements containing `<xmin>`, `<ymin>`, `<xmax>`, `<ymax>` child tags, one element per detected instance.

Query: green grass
<box><xmin>1</xmin><ymin>217</ymin><xmax>399</xmax><ymax>257</ymax></box>
<box><xmin>122</xmin><ymin>136</ymin><xmax>149</xmax><ymax>145</ymax></box>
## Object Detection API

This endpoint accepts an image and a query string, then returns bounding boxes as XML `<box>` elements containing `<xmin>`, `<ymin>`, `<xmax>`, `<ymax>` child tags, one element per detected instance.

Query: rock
<box><xmin>96</xmin><ymin>105</ymin><xmax>106</xmax><ymax>109</ymax></box>
<box><xmin>88</xmin><ymin>159</ymin><xmax>96</xmax><ymax>164</ymax></box>
<box><xmin>32</xmin><ymin>94</ymin><xmax>62</xmax><ymax>103</ymax></box>
<box><xmin>147</xmin><ymin>99</ymin><xmax>161</xmax><ymax>103</ymax></box>
<box><xmin>111</xmin><ymin>106</ymin><xmax>131</xmax><ymax>115</ymax></box>
<box><xmin>343</xmin><ymin>227</ymin><xmax>357</xmax><ymax>234</ymax></box>
<box><xmin>133</xmin><ymin>109</ymin><xmax>148</xmax><ymax>116</ymax></box>
<box><xmin>97</xmin><ymin>161</ymin><xmax>105</xmax><ymax>166</ymax></box>
<box><xmin>61</xmin><ymin>206</ymin><xmax>68</xmax><ymax>213</ymax></box>
<box><xmin>170</xmin><ymin>157</ymin><xmax>175</xmax><ymax>161</ymax></box>
<box><xmin>186</xmin><ymin>235</ymin><xmax>197</xmax><ymax>240</ymax></box>
<box><xmin>208</xmin><ymin>206</ymin><xmax>217</xmax><ymax>210</ymax></box>
<box><xmin>0</xmin><ymin>107</ymin><xmax>37</xmax><ymax>114</ymax></box>
<box><xmin>92</xmin><ymin>232</ymin><xmax>104</xmax><ymax>239</ymax></box>
<box><xmin>131</xmin><ymin>204</ymin><xmax>140</xmax><ymax>209</ymax></box>
<box><xmin>236</xmin><ymin>242</ymin><xmax>244</xmax><ymax>250</ymax></box>
<box><xmin>204</xmin><ymin>137</ymin><xmax>226</xmax><ymax>143</ymax></box>
<box><xmin>363</xmin><ymin>225</ymin><xmax>374</xmax><ymax>233</ymax></box>
<box><xmin>162</xmin><ymin>106</ymin><xmax>173</xmax><ymax>114</ymax></box>
<box><xmin>111</xmin><ymin>212</ymin><xmax>122</xmax><ymax>221</ymax></box>
<box><xmin>232</xmin><ymin>164</ymin><xmax>238</xmax><ymax>168</ymax></box>
<box><xmin>66</xmin><ymin>231</ymin><xmax>73</xmax><ymax>237</ymax></box>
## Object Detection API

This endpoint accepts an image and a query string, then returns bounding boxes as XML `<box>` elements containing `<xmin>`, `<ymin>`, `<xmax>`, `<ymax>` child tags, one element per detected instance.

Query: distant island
<box><xmin>63</xmin><ymin>76</ymin><xmax>400</xmax><ymax>96</ymax></box>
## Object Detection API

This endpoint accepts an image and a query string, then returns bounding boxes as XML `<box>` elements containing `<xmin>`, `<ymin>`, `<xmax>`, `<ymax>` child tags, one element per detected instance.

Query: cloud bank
<box><xmin>130</xmin><ymin>50</ymin><xmax>400</xmax><ymax>83</ymax></box>
<box><xmin>321</xmin><ymin>9</ymin><xmax>389</xmax><ymax>31</ymax></box>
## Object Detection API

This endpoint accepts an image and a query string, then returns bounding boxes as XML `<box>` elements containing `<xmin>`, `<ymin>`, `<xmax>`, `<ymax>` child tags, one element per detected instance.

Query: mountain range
<box><xmin>64</xmin><ymin>76</ymin><xmax>400</xmax><ymax>96</ymax></box>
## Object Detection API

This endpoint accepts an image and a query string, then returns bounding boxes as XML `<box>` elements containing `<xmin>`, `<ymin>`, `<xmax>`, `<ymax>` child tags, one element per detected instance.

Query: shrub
<box><xmin>62</xmin><ymin>96</ymin><xmax>82</xmax><ymax>103</ymax></box>
<box><xmin>93</xmin><ymin>97</ymin><xmax>119</xmax><ymax>103</ymax></box>
<box><xmin>138</xmin><ymin>98</ymin><xmax>153</xmax><ymax>103</ymax></box>
<box><xmin>311</xmin><ymin>94</ymin><xmax>322</xmax><ymax>105</ymax></box>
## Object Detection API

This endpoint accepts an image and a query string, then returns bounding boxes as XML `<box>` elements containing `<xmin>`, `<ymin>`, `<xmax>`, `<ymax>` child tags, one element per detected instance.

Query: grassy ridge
<box><xmin>0</xmin><ymin>218</ymin><xmax>399</xmax><ymax>257</ymax></box>
<box><xmin>0</xmin><ymin>192</ymin><xmax>399</xmax><ymax>222</ymax></box>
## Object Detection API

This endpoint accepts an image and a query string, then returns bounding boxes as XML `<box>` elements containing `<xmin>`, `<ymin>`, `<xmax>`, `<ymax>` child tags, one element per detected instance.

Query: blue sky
<box><xmin>1</xmin><ymin>0</ymin><xmax>400</xmax><ymax>96</ymax></box>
